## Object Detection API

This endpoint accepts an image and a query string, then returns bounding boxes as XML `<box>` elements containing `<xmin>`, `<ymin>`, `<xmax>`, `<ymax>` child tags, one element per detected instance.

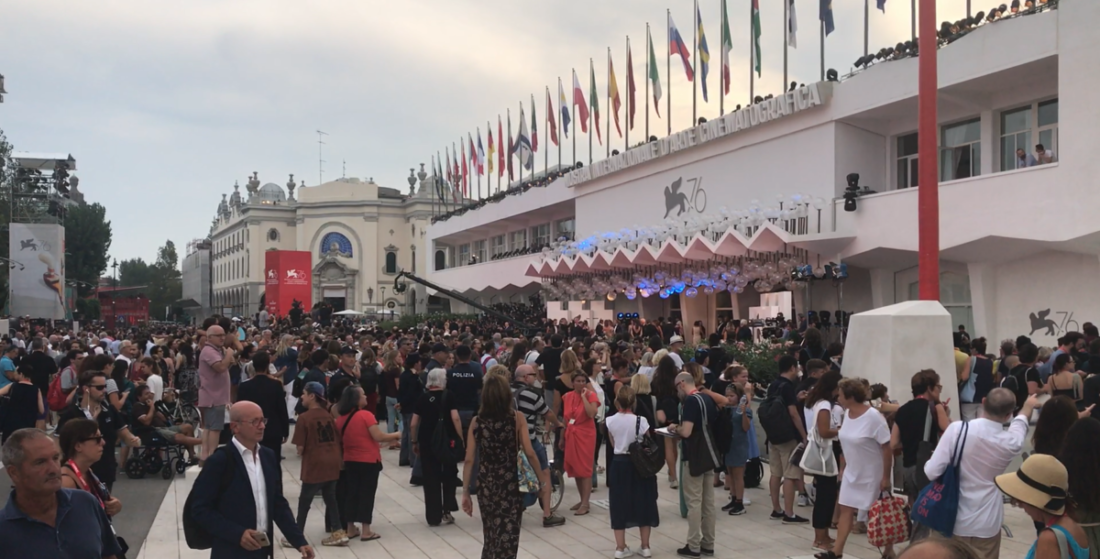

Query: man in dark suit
<box><xmin>189</xmin><ymin>401</ymin><xmax>314</xmax><ymax>558</ymax></box>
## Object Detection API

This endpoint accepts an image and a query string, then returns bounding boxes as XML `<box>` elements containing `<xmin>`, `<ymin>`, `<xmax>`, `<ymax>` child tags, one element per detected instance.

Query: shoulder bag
<box><xmin>959</xmin><ymin>357</ymin><xmax>978</xmax><ymax>403</ymax></box>
<box><xmin>685</xmin><ymin>393</ymin><xmax>720</xmax><ymax>477</ymax></box>
<box><xmin>911</xmin><ymin>422</ymin><xmax>969</xmax><ymax>537</ymax></box>
<box><xmin>629</xmin><ymin>415</ymin><xmax>665</xmax><ymax>478</ymax></box>
<box><xmin>430</xmin><ymin>391</ymin><xmax>466</xmax><ymax>466</ymax></box>
<box><xmin>799</xmin><ymin>407</ymin><xmax>838</xmax><ymax>476</ymax></box>
<box><xmin>514</xmin><ymin>411</ymin><xmax>540</xmax><ymax>493</ymax></box>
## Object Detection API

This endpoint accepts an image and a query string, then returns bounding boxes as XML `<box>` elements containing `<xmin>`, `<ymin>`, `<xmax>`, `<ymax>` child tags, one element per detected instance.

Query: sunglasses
<box><xmin>236</xmin><ymin>418</ymin><xmax>269</xmax><ymax>427</ymax></box>
<box><xmin>88</xmin><ymin>384</ymin><xmax>107</xmax><ymax>391</ymax></box>
<box><xmin>81</xmin><ymin>435</ymin><xmax>105</xmax><ymax>444</ymax></box>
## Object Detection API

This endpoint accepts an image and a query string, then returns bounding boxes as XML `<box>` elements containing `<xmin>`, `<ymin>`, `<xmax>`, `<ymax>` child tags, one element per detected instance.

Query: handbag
<box><xmin>868</xmin><ymin>492</ymin><xmax>910</xmax><ymax>549</ymax></box>
<box><xmin>959</xmin><ymin>357</ymin><xmax>978</xmax><ymax>403</ymax></box>
<box><xmin>515</xmin><ymin>412</ymin><xmax>540</xmax><ymax>493</ymax></box>
<box><xmin>629</xmin><ymin>415</ymin><xmax>665</xmax><ymax>478</ymax></box>
<box><xmin>911</xmin><ymin>422</ymin><xmax>969</xmax><ymax>537</ymax></box>
<box><xmin>798</xmin><ymin>419</ymin><xmax>837</xmax><ymax>476</ymax></box>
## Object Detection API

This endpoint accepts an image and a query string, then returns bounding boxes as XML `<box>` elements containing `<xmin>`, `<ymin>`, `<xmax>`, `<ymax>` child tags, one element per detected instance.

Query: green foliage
<box><xmin>118</xmin><ymin>240</ymin><xmax>183</xmax><ymax>321</ymax></box>
<box><xmin>65</xmin><ymin>203</ymin><xmax>113</xmax><ymax>297</ymax></box>
<box><xmin>75</xmin><ymin>297</ymin><xmax>101</xmax><ymax>320</ymax></box>
<box><xmin>682</xmin><ymin>341</ymin><xmax>789</xmax><ymax>385</ymax></box>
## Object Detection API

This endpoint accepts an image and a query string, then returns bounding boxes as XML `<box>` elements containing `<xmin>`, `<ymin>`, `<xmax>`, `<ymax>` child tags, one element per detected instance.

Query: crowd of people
<box><xmin>0</xmin><ymin>310</ymin><xmax>1097</xmax><ymax>559</ymax></box>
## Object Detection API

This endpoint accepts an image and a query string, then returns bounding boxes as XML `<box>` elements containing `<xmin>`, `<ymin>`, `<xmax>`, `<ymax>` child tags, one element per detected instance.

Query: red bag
<box><xmin>47</xmin><ymin>373</ymin><xmax>68</xmax><ymax>412</ymax></box>
<box><xmin>867</xmin><ymin>493</ymin><xmax>909</xmax><ymax>549</ymax></box>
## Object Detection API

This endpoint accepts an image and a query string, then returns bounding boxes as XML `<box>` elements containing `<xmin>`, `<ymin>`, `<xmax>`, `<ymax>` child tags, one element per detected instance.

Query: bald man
<box><xmin>189</xmin><ymin>401</ymin><xmax>314</xmax><ymax>558</ymax></box>
<box><xmin>197</xmin><ymin>325</ymin><xmax>237</xmax><ymax>463</ymax></box>
<box><xmin>512</xmin><ymin>364</ymin><xmax>566</xmax><ymax>527</ymax></box>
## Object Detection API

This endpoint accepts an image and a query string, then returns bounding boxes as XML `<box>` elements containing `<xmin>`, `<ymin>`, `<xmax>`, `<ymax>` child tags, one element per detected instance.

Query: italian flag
<box><xmin>590</xmin><ymin>62</ymin><xmax>602</xmax><ymax>145</ymax></box>
<box><xmin>721</xmin><ymin>0</ymin><xmax>733</xmax><ymax>94</ymax></box>
<box><xmin>752</xmin><ymin>0</ymin><xmax>762</xmax><ymax>77</ymax></box>
<box><xmin>648</xmin><ymin>31</ymin><xmax>662</xmax><ymax>117</ymax></box>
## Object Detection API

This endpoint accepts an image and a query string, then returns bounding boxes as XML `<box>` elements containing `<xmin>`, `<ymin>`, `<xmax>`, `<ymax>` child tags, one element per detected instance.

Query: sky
<box><xmin>0</xmin><ymin>0</ymin><xmax>973</xmax><ymax>267</ymax></box>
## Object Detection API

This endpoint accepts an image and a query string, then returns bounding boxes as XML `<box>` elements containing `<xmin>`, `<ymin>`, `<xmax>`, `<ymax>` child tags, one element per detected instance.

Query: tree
<box><xmin>66</xmin><ymin>203</ymin><xmax>112</xmax><ymax>297</ymax></box>
<box><xmin>119</xmin><ymin>258</ymin><xmax>152</xmax><ymax>287</ymax></box>
<box><xmin>0</xmin><ymin>128</ymin><xmax>13</xmax><ymax>310</ymax></box>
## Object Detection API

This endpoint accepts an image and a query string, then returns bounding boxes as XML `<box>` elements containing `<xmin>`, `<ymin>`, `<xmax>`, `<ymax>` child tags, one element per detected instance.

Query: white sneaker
<box><xmin>743</xmin><ymin>497</ymin><xmax>752</xmax><ymax>506</ymax></box>
<box><xmin>797</xmin><ymin>493</ymin><xmax>812</xmax><ymax>507</ymax></box>
<box><xmin>615</xmin><ymin>547</ymin><xmax>635</xmax><ymax>559</ymax></box>
<box><xmin>670</xmin><ymin>479</ymin><xmax>679</xmax><ymax>489</ymax></box>
<box><xmin>639</xmin><ymin>548</ymin><xmax>653</xmax><ymax>558</ymax></box>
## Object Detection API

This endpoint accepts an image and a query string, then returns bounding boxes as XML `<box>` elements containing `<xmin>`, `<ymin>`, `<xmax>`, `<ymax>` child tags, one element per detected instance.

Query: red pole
<box><xmin>917</xmin><ymin>0</ymin><xmax>939</xmax><ymax>301</ymax></box>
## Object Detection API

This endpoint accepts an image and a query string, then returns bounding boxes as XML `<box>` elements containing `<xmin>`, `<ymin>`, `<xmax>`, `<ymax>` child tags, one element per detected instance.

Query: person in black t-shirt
<box><xmin>410</xmin><ymin>369</ymin><xmax>462</xmax><ymax>526</ymax></box>
<box><xmin>56</xmin><ymin>370</ymin><xmax>141</xmax><ymax>492</ymax></box>
<box><xmin>1004</xmin><ymin>343</ymin><xmax>1042</xmax><ymax>410</ymax></box>
<box><xmin>668</xmin><ymin>372</ymin><xmax>720</xmax><ymax>556</ymax></box>
<box><xmin>446</xmin><ymin>345</ymin><xmax>482</xmax><ymax>436</ymax></box>
<box><xmin>890</xmin><ymin>369</ymin><xmax>950</xmax><ymax>501</ymax></box>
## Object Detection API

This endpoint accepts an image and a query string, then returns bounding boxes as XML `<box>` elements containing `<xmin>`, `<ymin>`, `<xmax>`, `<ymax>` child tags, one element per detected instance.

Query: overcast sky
<box><xmin>0</xmin><ymin>0</ymin><xmax>971</xmax><ymax>265</ymax></box>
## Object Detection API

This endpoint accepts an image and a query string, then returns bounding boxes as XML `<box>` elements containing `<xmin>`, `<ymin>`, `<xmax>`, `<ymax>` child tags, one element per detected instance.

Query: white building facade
<box><xmin>427</xmin><ymin>1</ymin><xmax>1098</xmax><ymax>347</ymax></box>
<box><xmin>209</xmin><ymin>170</ymin><xmax>438</xmax><ymax>318</ymax></box>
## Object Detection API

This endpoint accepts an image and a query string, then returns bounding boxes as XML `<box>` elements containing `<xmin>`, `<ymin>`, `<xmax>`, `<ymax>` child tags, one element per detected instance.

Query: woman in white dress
<box><xmin>815</xmin><ymin>378</ymin><xmax>894</xmax><ymax>559</ymax></box>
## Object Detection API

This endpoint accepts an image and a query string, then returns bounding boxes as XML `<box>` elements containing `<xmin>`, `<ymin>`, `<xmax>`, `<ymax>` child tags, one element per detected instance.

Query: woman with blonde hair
<box><xmin>637</xmin><ymin>352</ymin><xmax>656</xmax><ymax>380</ymax></box>
<box><xmin>631</xmin><ymin>373</ymin><xmax>657</xmax><ymax>431</ymax></box>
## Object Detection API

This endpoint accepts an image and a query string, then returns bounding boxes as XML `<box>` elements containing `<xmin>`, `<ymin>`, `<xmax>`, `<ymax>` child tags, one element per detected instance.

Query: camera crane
<box><xmin>391</xmin><ymin>270</ymin><xmax>537</xmax><ymax>332</ymax></box>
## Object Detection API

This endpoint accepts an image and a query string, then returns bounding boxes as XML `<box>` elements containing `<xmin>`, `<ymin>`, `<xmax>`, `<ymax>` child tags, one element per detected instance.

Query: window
<box><xmin>716</xmin><ymin>290</ymin><xmax>735</xmax><ymax>323</ymax></box>
<box><xmin>533</xmin><ymin>224</ymin><xmax>551</xmax><ymax>248</ymax></box>
<box><xmin>491</xmin><ymin>235</ymin><xmax>506</xmax><ymax>258</ymax></box>
<box><xmin>510</xmin><ymin>230</ymin><xmax>528</xmax><ymax>252</ymax></box>
<box><xmin>669</xmin><ymin>292</ymin><xmax>682</xmax><ymax>323</ymax></box>
<box><xmin>1000</xmin><ymin>107</ymin><xmax>1031</xmax><ymax>171</ymax></box>
<box><xmin>411</xmin><ymin>248</ymin><xmax>417</xmax><ymax>274</ymax></box>
<box><xmin>472</xmin><ymin>240</ymin><xmax>487</xmax><ymax>263</ymax></box>
<box><xmin>459</xmin><ymin>244</ymin><xmax>470</xmax><ymax>266</ymax></box>
<box><xmin>907</xmin><ymin>271</ymin><xmax>972</xmax><ymax>334</ymax></box>
<box><xmin>384</xmin><ymin>251</ymin><xmax>397</xmax><ymax>274</ymax></box>
<box><xmin>556</xmin><ymin>218</ymin><xmax>576</xmax><ymax>241</ymax></box>
<box><xmin>940</xmin><ymin>119</ymin><xmax>981</xmax><ymax>181</ymax></box>
<box><xmin>1037</xmin><ymin>99</ymin><xmax>1059</xmax><ymax>161</ymax></box>
<box><xmin>896</xmin><ymin>133</ymin><xmax>919</xmax><ymax>189</ymax></box>
<box><xmin>435</xmin><ymin>250</ymin><xmax>446</xmax><ymax>271</ymax></box>
<box><xmin>267</xmin><ymin>229</ymin><xmax>279</xmax><ymax>242</ymax></box>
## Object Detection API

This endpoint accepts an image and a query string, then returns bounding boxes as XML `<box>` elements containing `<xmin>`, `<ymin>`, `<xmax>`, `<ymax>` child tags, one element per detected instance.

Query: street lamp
<box><xmin>380</xmin><ymin>286</ymin><xmax>386</xmax><ymax>312</ymax></box>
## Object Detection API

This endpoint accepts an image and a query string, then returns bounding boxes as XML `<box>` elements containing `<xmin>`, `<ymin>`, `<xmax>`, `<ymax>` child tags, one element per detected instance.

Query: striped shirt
<box><xmin>512</xmin><ymin>382</ymin><xmax>549</xmax><ymax>441</ymax></box>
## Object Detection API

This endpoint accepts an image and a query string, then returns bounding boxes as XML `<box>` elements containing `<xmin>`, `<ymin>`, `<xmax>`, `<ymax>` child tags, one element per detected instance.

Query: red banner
<box><xmin>265</xmin><ymin>251</ymin><xmax>312</xmax><ymax>318</ymax></box>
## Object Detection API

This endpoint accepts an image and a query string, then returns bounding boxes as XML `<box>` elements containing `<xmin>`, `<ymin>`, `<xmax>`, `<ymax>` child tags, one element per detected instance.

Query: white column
<box><xmin>967</xmin><ymin>262</ymin><xmax>997</xmax><ymax>341</ymax></box>
<box><xmin>979</xmin><ymin>110</ymin><xmax>994</xmax><ymax>176</ymax></box>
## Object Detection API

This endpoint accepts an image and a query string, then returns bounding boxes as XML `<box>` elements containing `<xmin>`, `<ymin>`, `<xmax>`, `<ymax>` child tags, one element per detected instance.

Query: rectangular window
<box><xmin>491</xmin><ymin>235</ymin><xmax>506</xmax><ymax>258</ymax></box>
<box><xmin>556</xmin><ymin>218</ymin><xmax>576</xmax><ymax>242</ymax></box>
<box><xmin>1037</xmin><ymin>99</ymin><xmax>1058</xmax><ymax>163</ymax></box>
<box><xmin>533</xmin><ymin>224</ymin><xmax>551</xmax><ymax>248</ymax></box>
<box><xmin>472</xmin><ymin>240</ymin><xmax>486</xmax><ymax>263</ymax></box>
<box><xmin>896</xmin><ymin>133</ymin><xmax>919</xmax><ymax>189</ymax></box>
<box><xmin>1000</xmin><ymin>107</ymin><xmax>1032</xmax><ymax>171</ymax></box>
<box><xmin>510</xmin><ymin>230</ymin><xmax>528</xmax><ymax>252</ymax></box>
<box><xmin>940</xmin><ymin>119</ymin><xmax>981</xmax><ymax>182</ymax></box>
<box><xmin>458</xmin><ymin>244</ymin><xmax>470</xmax><ymax>266</ymax></box>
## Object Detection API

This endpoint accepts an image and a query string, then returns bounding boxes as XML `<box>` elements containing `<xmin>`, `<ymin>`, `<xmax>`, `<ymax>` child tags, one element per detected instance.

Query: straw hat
<box><xmin>995</xmin><ymin>454</ymin><xmax>1069</xmax><ymax>516</ymax></box>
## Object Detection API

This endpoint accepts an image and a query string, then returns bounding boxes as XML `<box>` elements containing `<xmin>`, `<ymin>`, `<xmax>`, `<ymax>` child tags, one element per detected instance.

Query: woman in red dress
<box><xmin>560</xmin><ymin>371</ymin><xmax>600</xmax><ymax>515</ymax></box>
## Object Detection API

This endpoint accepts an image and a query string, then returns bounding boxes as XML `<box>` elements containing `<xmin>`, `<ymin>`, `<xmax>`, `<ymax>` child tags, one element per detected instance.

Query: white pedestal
<box><xmin>842</xmin><ymin>300</ymin><xmax>960</xmax><ymax>415</ymax></box>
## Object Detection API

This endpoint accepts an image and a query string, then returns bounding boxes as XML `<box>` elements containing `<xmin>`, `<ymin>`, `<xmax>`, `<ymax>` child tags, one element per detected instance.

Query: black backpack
<box><xmin>360</xmin><ymin>363</ymin><xmax>380</xmax><ymax>395</ymax></box>
<box><xmin>182</xmin><ymin>447</ymin><xmax>236</xmax><ymax>550</ymax></box>
<box><xmin>712</xmin><ymin>405</ymin><xmax>735</xmax><ymax>458</ymax></box>
<box><xmin>430</xmin><ymin>392</ymin><xmax>465</xmax><ymax>465</ymax></box>
<box><xmin>758</xmin><ymin>380</ymin><xmax>799</xmax><ymax>445</ymax></box>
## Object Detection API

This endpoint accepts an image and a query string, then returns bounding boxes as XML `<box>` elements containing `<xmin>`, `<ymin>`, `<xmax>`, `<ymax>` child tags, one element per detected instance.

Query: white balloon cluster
<box><xmin>541</xmin><ymin>257</ymin><xmax>809</xmax><ymax>302</ymax></box>
<box><xmin>543</xmin><ymin>194</ymin><xmax>827</xmax><ymax>262</ymax></box>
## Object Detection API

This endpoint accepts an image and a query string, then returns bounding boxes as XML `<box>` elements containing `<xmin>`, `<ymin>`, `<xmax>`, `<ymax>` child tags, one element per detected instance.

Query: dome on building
<box><xmin>257</xmin><ymin>182</ymin><xmax>286</xmax><ymax>204</ymax></box>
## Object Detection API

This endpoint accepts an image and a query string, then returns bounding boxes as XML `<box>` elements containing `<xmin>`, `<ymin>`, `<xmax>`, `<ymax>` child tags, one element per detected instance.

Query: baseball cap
<box><xmin>303</xmin><ymin>381</ymin><xmax>327</xmax><ymax>401</ymax></box>
<box><xmin>431</xmin><ymin>342</ymin><xmax>448</xmax><ymax>354</ymax></box>
<box><xmin>340</xmin><ymin>346</ymin><xmax>357</xmax><ymax>356</ymax></box>
<box><xmin>670</xmin><ymin>335</ymin><xmax>684</xmax><ymax>344</ymax></box>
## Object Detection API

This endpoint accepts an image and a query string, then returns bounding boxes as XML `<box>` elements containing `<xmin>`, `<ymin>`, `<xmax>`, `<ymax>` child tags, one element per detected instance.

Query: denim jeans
<box><xmin>386</xmin><ymin>397</ymin><xmax>399</xmax><ymax>433</ymax></box>
<box><xmin>297</xmin><ymin>480</ymin><xmax>340</xmax><ymax>533</ymax></box>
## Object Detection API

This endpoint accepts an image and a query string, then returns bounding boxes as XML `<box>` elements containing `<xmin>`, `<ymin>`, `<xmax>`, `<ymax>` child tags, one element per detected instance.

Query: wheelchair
<box><xmin>124</xmin><ymin>430</ymin><xmax>188</xmax><ymax>480</ymax></box>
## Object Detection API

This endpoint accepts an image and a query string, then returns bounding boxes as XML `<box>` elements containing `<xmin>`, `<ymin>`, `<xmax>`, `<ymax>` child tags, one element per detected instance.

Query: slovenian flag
<box><xmin>669</xmin><ymin>14</ymin><xmax>694</xmax><ymax>82</ymax></box>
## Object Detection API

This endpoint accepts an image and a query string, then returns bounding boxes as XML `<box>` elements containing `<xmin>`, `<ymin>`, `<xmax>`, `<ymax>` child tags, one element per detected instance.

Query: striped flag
<box><xmin>721</xmin><ymin>0</ymin><xmax>733</xmax><ymax>94</ymax></box>
<box><xmin>626</xmin><ymin>37</ymin><xmax>636</xmax><ymax>129</ymax></box>
<box><xmin>820</xmin><ymin>0</ymin><xmax>835</xmax><ymax>36</ymax></box>
<box><xmin>590</xmin><ymin>61</ymin><xmax>602</xmax><ymax>145</ymax></box>
<box><xmin>530</xmin><ymin>95</ymin><xmax>538</xmax><ymax>153</ymax></box>
<box><xmin>789</xmin><ymin>0</ymin><xmax>798</xmax><ymax>48</ymax></box>
<box><xmin>609</xmin><ymin>52</ymin><xmax>623</xmax><ymax>137</ymax></box>
<box><xmin>878</xmin><ymin>0</ymin><xmax>886</xmax><ymax>11</ymax></box>
<box><xmin>475</xmin><ymin>130</ymin><xmax>485</xmax><ymax>175</ymax></box>
<box><xmin>487</xmin><ymin>127</ymin><xmax>495</xmax><ymax>175</ymax></box>
<box><xmin>697</xmin><ymin>3</ymin><xmax>710</xmax><ymax>102</ymax></box>
<box><xmin>559</xmin><ymin>79</ymin><xmax>572</xmax><ymax>138</ymax></box>
<box><xmin>460</xmin><ymin>141</ymin><xmax>468</xmax><ymax>196</ymax></box>
<box><xmin>752</xmin><ymin>0</ymin><xmax>762</xmax><ymax>77</ymax></box>
<box><xmin>513</xmin><ymin>106</ymin><xmax>533</xmax><ymax>171</ymax></box>
<box><xmin>547</xmin><ymin>88</ymin><xmax>559</xmax><ymax>146</ymax></box>
<box><xmin>648</xmin><ymin>28</ymin><xmax>662</xmax><ymax>117</ymax></box>
<box><xmin>668</xmin><ymin>14</ymin><xmax>694</xmax><ymax>81</ymax></box>
<box><xmin>497</xmin><ymin>117</ymin><xmax>504</xmax><ymax>178</ymax></box>
<box><xmin>573</xmin><ymin>69</ymin><xmax>590</xmax><ymax>133</ymax></box>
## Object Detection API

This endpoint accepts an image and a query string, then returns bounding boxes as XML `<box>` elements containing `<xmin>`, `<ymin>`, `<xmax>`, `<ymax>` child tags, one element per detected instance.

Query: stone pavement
<box><xmin>136</xmin><ymin>425</ymin><xmax>1039</xmax><ymax>559</ymax></box>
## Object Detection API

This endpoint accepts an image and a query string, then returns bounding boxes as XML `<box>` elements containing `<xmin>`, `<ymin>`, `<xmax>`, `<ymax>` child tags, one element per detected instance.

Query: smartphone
<box><xmin>253</xmin><ymin>532</ymin><xmax>271</xmax><ymax>547</ymax></box>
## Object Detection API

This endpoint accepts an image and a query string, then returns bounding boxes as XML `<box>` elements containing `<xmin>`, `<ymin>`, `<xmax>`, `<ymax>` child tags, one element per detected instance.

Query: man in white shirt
<box><xmin>923</xmin><ymin>388</ymin><xmax>1040</xmax><ymax>559</ymax></box>
<box><xmin>525</xmin><ymin>338</ymin><xmax>543</xmax><ymax>366</ymax></box>
<box><xmin>668</xmin><ymin>335</ymin><xmax>686</xmax><ymax>369</ymax></box>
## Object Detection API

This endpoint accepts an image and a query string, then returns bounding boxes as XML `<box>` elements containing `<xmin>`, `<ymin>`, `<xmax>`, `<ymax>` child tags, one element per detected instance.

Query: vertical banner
<box><xmin>264</xmin><ymin>250</ymin><xmax>312</xmax><ymax>318</ymax></box>
<box><xmin>10</xmin><ymin>224</ymin><xmax>66</xmax><ymax>319</ymax></box>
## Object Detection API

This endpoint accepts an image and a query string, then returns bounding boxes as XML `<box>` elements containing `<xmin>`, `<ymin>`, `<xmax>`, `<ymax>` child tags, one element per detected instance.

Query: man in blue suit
<box><xmin>190</xmin><ymin>401</ymin><xmax>314</xmax><ymax>558</ymax></box>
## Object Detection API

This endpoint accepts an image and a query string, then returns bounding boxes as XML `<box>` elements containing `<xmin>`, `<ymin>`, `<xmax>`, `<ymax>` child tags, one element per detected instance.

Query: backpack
<box><xmin>360</xmin><ymin>363</ymin><xmax>380</xmax><ymax>395</ymax></box>
<box><xmin>430</xmin><ymin>392</ymin><xmax>465</xmax><ymax>465</ymax></box>
<box><xmin>684</xmin><ymin>394</ymin><xmax>721</xmax><ymax>477</ymax></box>
<box><xmin>713</xmin><ymin>405</ymin><xmax>735</xmax><ymax>458</ymax></box>
<box><xmin>758</xmin><ymin>380</ymin><xmax>800</xmax><ymax>445</ymax></box>
<box><xmin>47</xmin><ymin>370</ymin><xmax>70</xmax><ymax>412</ymax></box>
<box><xmin>182</xmin><ymin>447</ymin><xmax>236</xmax><ymax>550</ymax></box>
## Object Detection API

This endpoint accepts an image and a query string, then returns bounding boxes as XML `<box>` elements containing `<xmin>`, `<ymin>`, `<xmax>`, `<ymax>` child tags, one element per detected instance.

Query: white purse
<box><xmin>799</xmin><ymin>420</ymin><xmax>838</xmax><ymax>476</ymax></box>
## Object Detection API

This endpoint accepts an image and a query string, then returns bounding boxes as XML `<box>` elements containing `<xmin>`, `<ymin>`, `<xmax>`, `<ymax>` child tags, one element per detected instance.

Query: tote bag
<box><xmin>911</xmin><ymin>422</ymin><xmax>969</xmax><ymax>537</ymax></box>
<box><xmin>798</xmin><ymin>420</ymin><xmax>837</xmax><ymax>476</ymax></box>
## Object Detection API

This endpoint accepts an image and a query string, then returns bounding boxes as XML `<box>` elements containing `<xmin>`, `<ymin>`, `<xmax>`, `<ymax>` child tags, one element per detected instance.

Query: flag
<box><xmin>820</xmin><ymin>0</ymin><xmax>835</xmax><ymax>36</ymax></box>
<box><xmin>460</xmin><ymin>141</ymin><xmax>468</xmax><ymax>196</ymax></box>
<box><xmin>469</xmin><ymin>134</ymin><xmax>479</xmax><ymax>176</ymax></box>
<box><xmin>497</xmin><ymin>117</ymin><xmax>505</xmax><ymax>178</ymax></box>
<box><xmin>878</xmin><ymin>0</ymin><xmax>886</xmax><ymax>11</ymax></box>
<box><xmin>609</xmin><ymin>53</ymin><xmax>623</xmax><ymax>137</ymax></box>
<box><xmin>626</xmin><ymin>38</ymin><xmax>636</xmax><ymax>129</ymax></box>
<box><xmin>547</xmin><ymin>88</ymin><xmax>559</xmax><ymax>146</ymax></box>
<box><xmin>697</xmin><ymin>4</ymin><xmax>710</xmax><ymax>102</ymax></box>
<box><xmin>487</xmin><ymin>127</ymin><xmax>495</xmax><ymax>175</ymax></box>
<box><xmin>648</xmin><ymin>30</ymin><xmax>663</xmax><ymax>116</ymax></box>
<box><xmin>572</xmin><ymin>69</ymin><xmax>590</xmax><ymax>133</ymax></box>
<box><xmin>476</xmin><ymin>130</ymin><xmax>485</xmax><ymax>175</ymax></box>
<box><xmin>530</xmin><ymin>95</ymin><xmax>538</xmax><ymax>153</ymax></box>
<box><xmin>507</xmin><ymin>118</ymin><xmax>514</xmax><ymax>181</ymax></box>
<box><xmin>590</xmin><ymin>62</ymin><xmax>602</xmax><ymax>145</ymax></box>
<box><xmin>752</xmin><ymin>0</ymin><xmax>762</xmax><ymax>77</ymax></box>
<box><xmin>558</xmin><ymin>79</ymin><xmax>572</xmax><ymax>138</ymax></box>
<box><xmin>445</xmin><ymin>149</ymin><xmax>452</xmax><ymax>184</ymax></box>
<box><xmin>512</xmin><ymin>106</ymin><xmax>533</xmax><ymax>171</ymax></box>
<box><xmin>789</xmin><ymin>0</ymin><xmax>798</xmax><ymax>48</ymax></box>
<box><xmin>721</xmin><ymin>0</ymin><xmax>733</xmax><ymax>94</ymax></box>
<box><xmin>668</xmin><ymin>14</ymin><xmax>694</xmax><ymax>82</ymax></box>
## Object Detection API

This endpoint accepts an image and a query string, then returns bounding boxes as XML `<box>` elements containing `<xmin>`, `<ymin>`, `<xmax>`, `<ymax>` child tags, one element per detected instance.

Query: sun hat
<box><xmin>994</xmin><ymin>454</ymin><xmax>1069</xmax><ymax>516</ymax></box>
<box><xmin>669</xmin><ymin>335</ymin><xmax>684</xmax><ymax>345</ymax></box>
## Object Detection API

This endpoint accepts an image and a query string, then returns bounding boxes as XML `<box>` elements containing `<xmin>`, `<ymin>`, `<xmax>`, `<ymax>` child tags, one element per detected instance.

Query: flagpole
<box><xmin>783</xmin><ymin>0</ymin><xmax>788</xmax><ymax>92</ymax></box>
<box><xmin>507</xmin><ymin>109</ymin><xmax>512</xmax><ymax>187</ymax></box>
<box><xmin>749</xmin><ymin>0</ymin><xmax>755</xmax><ymax>102</ymax></box>
<box><xmin>626</xmin><ymin>36</ymin><xmax>631</xmax><ymax>149</ymax></box>
<box><xmin>589</xmin><ymin>58</ymin><xmax>594</xmax><ymax>166</ymax></box>
<box><xmin>645</xmin><ymin>26</ymin><xmax>651</xmax><ymax>141</ymax></box>
<box><xmin>693</xmin><ymin>0</ymin><xmax>698</xmax><ymax>127</ymax></box>
<box><xmin>571</xmin><ymin>72</ymin><xmax>576</xmax><ymax>167</ymax></box>
<box><xmin>719</xmin><ymin>1</ymin><xmax>724</xmax><ymax>116</ymax></box>
<box><xmin>545</xmin><ymin>88</ymin><xmax>549</xmax><ymax>177</ymax></box>
<box><xmin>607</xmin><ymin>47</ymin><xmax>612</xmax><ymax>159</ymax></box>
<box><xmin>666</xmin><ymin>9</ymin><xmax>672</xmax><ymax>137</ymax></box>
<box><xmin>557</xmin><ymin>78</ymin><xmax>563</xmax><ymax>170</ymax></box>
<box><xmin>911</xmin><ymin>0</ymin><xmax>916</xmax><ymax>41</ymax></box>
<box><xmin>864</xmin><ymin>0</ymin><xmax>870</xmax><ymax>58</ymax></box>
<box><xmin>820</xmin><ymin>20</ymin><xmax>825</xmax><ymax>81</ymax></box>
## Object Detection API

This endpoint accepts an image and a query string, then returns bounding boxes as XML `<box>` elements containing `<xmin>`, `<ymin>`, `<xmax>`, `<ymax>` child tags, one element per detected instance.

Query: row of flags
<box><xmin>432</xmin><ymin>0</ymin><xmax>891</xmax><ymax>208</ymax></box>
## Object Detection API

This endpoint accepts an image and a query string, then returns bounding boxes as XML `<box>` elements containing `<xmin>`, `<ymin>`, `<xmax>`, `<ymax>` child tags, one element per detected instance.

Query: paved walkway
<box><xmin>137</xmin><ymin>426</ymin><xmax>1039</xmax><ymax>559</ymax></box>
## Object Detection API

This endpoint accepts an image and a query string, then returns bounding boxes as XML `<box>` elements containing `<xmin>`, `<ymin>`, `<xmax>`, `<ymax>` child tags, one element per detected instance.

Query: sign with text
<box><xmin>265</xmin><ymin>251</ymin><xmax>312</xmax><ymax>318</ymax></box>
<box><xmin>10</xmin><ymin>223</ymin><xmax>66</xmax><ymax>319</ymax></box>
